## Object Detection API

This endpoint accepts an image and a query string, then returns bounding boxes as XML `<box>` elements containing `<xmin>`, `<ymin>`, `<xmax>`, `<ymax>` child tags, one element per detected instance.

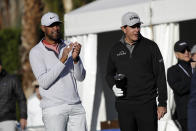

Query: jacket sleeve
<box><xmin>189</xmin><ymin>72</ymin><xmax>196</xmax><ymax>106</ymax></box>
<box><xmin>13</xmin><ymin>75</ymin><xmax>27</xmax><ymax>119</ymax></box>
<box><xmin>29</xmin><ymin>48</ymin><xmax>65</xmax><ymax>89</ymax></box>
<box><xmin>105</xmin><ymin>50</ymin><xmax>116</xmax><ymax>89</ymax></box>
<box><xmin>73</xmin><ymin>58</ymin><xmax>86</xmax><ymax>81</ymax></box>
<box><xmin>167</xmin><ymin>67</ymin><xmax>191</xmax><ymax>95</ymax></box>
<box><xmin>152</xmin><ymin>44</ymin><xmax>167</xmax><ymax>107</ymax></box>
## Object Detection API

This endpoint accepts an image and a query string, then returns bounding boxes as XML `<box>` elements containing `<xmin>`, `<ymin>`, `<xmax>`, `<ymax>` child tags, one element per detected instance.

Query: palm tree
<box><xmin>0</xmin><ymin>0</ymin><xmax>22</xmax><ymax>29</ymax></box>
<box><xmin>62</xmin><ymin>0</ymin><xmax>73</xmax><ymax>13</ymax></box>
<box><xmin>21</xmin><ymin>0</ymin><xmax>44</xmax><ymax>97</ymax></box>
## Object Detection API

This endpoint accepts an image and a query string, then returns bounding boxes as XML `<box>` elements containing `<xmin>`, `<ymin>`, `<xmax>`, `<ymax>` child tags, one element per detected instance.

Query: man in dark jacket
<box><xmin>0</xmin><ymin>60</ymin><xmax>27</xmax><ymax>131</ymax></box>
<box><xmin>167</xmin><ymin>41</ymin><xmax>192</xmax><ymax>131</ymax></box>
<box><xmin>106</xmin><ymin>12</ymin><xmax>167</xmax><ymax>131</ymax></box>
<box><xmin>188</xmin><ymin>45</ymin><xmax>196</xmax><ymax>131</ymax></box>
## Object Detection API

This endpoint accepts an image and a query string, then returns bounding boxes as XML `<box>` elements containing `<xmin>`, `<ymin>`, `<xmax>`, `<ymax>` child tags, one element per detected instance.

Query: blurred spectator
<box><xmin>188</xmin><ymin>70</ymin><xmax>196</xmax><ymax>131</ymax></box>
<box><xmin>188</xmin><ymin>44</ymin><xmax>196</xmax><ymax>131</ymax></box>
<box><xmin>27</xmin><ymin>80</ymin><xmax>44</xmax><ymax>131</ymax></box>
<box><xmin>167</xmin><ymin>41</ymin><xmax>192</xmax><ymax>131</ymax></box>
<box><xmin>190</xmin><ymin>45</ymin><xmax>196</xmax><ymax>73</ymax></box>
<box><xmin>0</xmin><ymin>59</ymin><xmax>27</xmax><ymax>131</ymax></box>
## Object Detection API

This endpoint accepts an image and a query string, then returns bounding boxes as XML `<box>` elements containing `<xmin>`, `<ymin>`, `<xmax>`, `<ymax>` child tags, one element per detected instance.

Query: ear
<box><xmin>41</xmin><ymin>25</ymin><xmax>45</xmax><ymax>33</ymax></box>
<box><xmin>121</xmin><ymin>26</ymin><xmax>126</xmax><ymax>34</ymax></box>
<box><xmin>175</xmin><ymin>52</ymin><xmax>180</xmax><ymax>59</ymax></box>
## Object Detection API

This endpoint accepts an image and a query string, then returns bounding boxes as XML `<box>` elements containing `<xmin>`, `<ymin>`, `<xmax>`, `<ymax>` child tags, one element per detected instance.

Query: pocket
<box><xmin>42</xmin><ymin>104</ymin><xmax>69</xmax><ymax>116</ymax></box>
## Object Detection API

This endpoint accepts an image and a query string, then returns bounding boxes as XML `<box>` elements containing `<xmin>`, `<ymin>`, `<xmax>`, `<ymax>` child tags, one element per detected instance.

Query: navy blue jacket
<box><xmin>188</xmin><ymin>72</ymin><xmax>196</xmax><ymax>131</ymax></box>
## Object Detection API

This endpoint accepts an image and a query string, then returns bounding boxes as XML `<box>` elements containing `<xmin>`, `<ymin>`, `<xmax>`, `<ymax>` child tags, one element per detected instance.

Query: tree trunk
<box><xmin>21</xmin><ymin>0</ymin><xmax>44</xmax><ymax>98</ymax></box>
<box><xmin>62</xmin><ymin>0</ymin><xmax>73</xmax><ymax>13</ymax></box>
<box><xmin>0</xmin><ymin>0</ymin><xmax>23</xmax><ymax>29</ymax></box>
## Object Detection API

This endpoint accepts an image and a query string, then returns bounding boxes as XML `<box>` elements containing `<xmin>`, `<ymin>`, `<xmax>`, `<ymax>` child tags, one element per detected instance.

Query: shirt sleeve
<box><xmin>73</xmin><ymin>58</ymin><xmax>86</xmax><ymax>81</ymax></box>
<box><xmin>152</xmin><ymin>44</ymin><xmax>167</xmax><ymax>107</ymax></box>
<box><xmin>105</xmin><ymin>50</ymin><xmax>116</xmax><ymax>89</ymax></box>
<box><xmin>14</xmin><ymin>75</ymin><xmax>27</xmax><ymax>119</ymax></box>
<box><xmin>29</xmin><ymin>48</ymin><xmax>65</xmax><ymax>89</ymax></box>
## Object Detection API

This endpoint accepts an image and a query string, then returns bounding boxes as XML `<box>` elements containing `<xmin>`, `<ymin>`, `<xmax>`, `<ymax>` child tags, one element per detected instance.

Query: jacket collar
<box><xmin>120</xmin><ymin>33</ymin><xmax>143</xmax><ymax>46</ymax></box>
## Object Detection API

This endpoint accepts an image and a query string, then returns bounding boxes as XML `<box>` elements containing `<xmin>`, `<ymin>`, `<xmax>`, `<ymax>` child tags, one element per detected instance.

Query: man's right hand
<box><xmin>60</xmin><ymin>43</ymin><xmax>74</xmax><ymax>63</ymax></box>
<box><xmin>112</xmin><ymin>85</ymin><xmax>123</xmax><ymax>97</ymax></box>
<box><xmin>191</xmin><ymin>62</ymin><xmax>196</xmax><ymax>68</ymax></box>
<box><xmin>20</xmin><ymin>118</ymin><xmax>27</xmax><ymax>130</ymax></box>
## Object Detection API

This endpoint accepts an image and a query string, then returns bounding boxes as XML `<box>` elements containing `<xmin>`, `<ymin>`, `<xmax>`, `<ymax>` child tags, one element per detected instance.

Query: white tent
<box><xmin>64</xmin><ymin>0</ymin><xmax>196</xmax><ymax>131</ymax></box>
<box><xmin>64</xmin><ymin>0</ymin><xmax>196</xmax><ymax>36</ymax></box>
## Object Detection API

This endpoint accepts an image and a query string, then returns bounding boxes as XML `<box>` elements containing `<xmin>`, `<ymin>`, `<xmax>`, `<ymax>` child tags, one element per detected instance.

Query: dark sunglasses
<box><xmin>130</xmin><ymin>23</ymin><xmax>141</xmax><ymax>28</ymax></box>
<box><xmin>47</xmin><ymin>22</ymin><xmax>61</xmax><ymax>27</ymax></box>
<box><xmin>124</xmin><ymin>23</ymin><xmax>141</xmax><ymax>29</ymax></box>
<box><xmin>180</xmin><ymin>48</ymin><xmax>190</xmax><ymax>53</ymax></box>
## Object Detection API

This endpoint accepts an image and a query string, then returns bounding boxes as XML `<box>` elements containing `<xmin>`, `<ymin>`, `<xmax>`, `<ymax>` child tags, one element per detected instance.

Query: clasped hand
<box><xmin>72</xmin><ymin>42</ymin><xmax>81</xmax><ymax>63</ymax></box>
<box><xmin>60</xmin><ymin>42</ymin><xmax>81</xmax><ymax>63</ymax></box>
<box><xmin>157</xmin><ymin>106</ymin><xmax>167</xmax><ymax>120</ymax></box>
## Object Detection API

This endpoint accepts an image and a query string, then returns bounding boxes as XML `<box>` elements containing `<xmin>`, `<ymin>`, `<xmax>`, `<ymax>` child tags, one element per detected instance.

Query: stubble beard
<box><xmin>47</xmin><ymin>31</ymin><xmax>61</xmax><ymax>41</ymax></box>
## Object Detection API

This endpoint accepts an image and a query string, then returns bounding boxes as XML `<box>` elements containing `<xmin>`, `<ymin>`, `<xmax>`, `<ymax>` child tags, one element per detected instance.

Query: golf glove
<box><xmin>112</xmin><ymin>84</ymin><xmax>123</xmax><ymax>97</ymax></box>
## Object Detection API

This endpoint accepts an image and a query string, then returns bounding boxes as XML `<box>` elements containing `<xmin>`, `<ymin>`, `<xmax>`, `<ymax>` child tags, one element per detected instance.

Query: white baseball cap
<box><xmin>191</xmin><ymin>45</ymin><xmax>196</xmax><ymax>54</ymax></box>
<box><xmin>121</xmin><ymin>12</ymin><xmax>143</xmax><ymax>27</ymax></box>
<box><xmin>41</xmin><ymin>12</ymin><xmax>62</xmax><ymax>26</ymax></box>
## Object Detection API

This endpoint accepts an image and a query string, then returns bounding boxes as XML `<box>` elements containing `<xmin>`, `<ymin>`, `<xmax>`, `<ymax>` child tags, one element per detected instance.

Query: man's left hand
<box><xmin>72</xmin><ymin>42</ymin><xmax>81</xmax><ymax>63</ymax></box>
<box><xmin>191</xmin><ymin>62</ymin><xmax>196</xmax><ymax>68</ymax></box>
<box><xmin>20</xmin><ymin>118</ymin><xmax>27</xmax><ymax>130</ymax></box>
<box><xmin>157</xmin><ymin>106</ymin><xmax>167</xmax><ymax>120</ymax></box>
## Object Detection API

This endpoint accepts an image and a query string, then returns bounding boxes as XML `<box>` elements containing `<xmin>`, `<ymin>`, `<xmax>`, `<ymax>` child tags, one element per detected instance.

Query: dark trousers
<box><xmin>188</xmin><ymin>108</ymin><xmax>196</xmax><ymax>131</ymax></box>
<box><xmin>178</xmin><ymin>119</ymin><xmax>188</xmax><ymax>131</ymax></box>
<box><xmin>116</xmin><ymin>99</ymin><xmax>157</xmax><ymax>131</ymax></box>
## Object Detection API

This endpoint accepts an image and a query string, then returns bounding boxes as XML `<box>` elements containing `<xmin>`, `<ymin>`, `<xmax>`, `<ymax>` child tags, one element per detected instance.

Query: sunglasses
<box><xmin>130</xmin><ymin>23</ymin><xmax>141</xmax><ymax>28</ymax></box>
<box><xmin>180</xmin><ymin>48</ymin><xmax>190</xmax><ymax>53</ymax></box>
<box><xmin>124</xmin><ymin>23</ymin><xmax>141</xmax><ymax>29</ymax></box>
<box><xmin>47</xmin><ymin>22</ymin><xmax>61</xmax><ymax>27</ymax></box>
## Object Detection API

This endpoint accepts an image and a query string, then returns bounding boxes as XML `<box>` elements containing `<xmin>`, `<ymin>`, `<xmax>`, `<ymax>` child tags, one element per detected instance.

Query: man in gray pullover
<box><xmin>29</xmin><ymin>12</ymin><xmax>87</xmax><ymax>131</ymax></box>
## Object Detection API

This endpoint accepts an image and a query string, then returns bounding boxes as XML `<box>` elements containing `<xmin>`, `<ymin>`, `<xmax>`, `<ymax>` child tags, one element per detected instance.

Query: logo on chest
<box><xmin>117</xmin><ymin>50</ymin><xmax>127</xmax><ymax>56</ymax></box>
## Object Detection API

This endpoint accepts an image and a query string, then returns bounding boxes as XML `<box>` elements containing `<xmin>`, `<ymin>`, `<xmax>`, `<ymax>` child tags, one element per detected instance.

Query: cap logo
<box><xmin>179</xmin><ymin>42</ymin><xmax>187</xmax><ymax>46</ymax></box>
<box><xmin>129</xmin><ymin>16</ymin><xmax>139</xmax><ymax>21</ymax></box>
<box><xmin>50</xmin><ymin>16</ymin><xmax>55</xmax><ymax>19</ymax></box>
